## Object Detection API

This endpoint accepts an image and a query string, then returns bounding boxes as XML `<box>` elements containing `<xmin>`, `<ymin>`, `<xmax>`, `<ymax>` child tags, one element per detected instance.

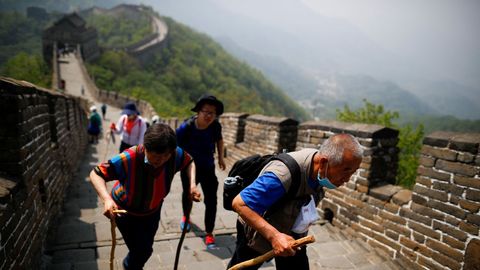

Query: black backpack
<box><xmin>223</xmin><ymin>153</ymin><xmax>301</xmax><ymax>211</ymax></box>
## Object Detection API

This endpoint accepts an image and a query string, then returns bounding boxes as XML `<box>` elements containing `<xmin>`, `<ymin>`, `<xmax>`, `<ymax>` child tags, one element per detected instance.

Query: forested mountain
<box><xmin>85</xmin><ymin>11</ymin><xmax>309</xmax><ymax>120</ymax></box>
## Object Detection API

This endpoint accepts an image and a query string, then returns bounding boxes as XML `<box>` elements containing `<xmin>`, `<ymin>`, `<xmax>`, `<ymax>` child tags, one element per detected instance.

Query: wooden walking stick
<box><xmin>228</xmin><ymin>235</ymin><xmax>315</xmax><ymax>270</ymax></box>
<box><xmin>110</xmin><ymin>209</ymin><xmax>127</xmax><ymax>270</ymax></box>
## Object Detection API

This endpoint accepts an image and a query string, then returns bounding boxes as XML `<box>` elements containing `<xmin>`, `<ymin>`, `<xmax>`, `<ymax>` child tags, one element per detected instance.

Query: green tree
<box><xmin>2</xmin><ymin>52</ymin><xmax>51</xmax><ymax>87</ymax></box>
<box><xmin>336</xmin><ymin>99</ymin><xmax>424</xmax><ymax>189</ymax></box>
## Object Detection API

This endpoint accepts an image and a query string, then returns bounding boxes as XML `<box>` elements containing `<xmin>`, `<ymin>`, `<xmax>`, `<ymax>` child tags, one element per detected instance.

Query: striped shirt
<box><xmin>94</xmin><ymin>145</ymin><xmax>193</xmax><ymax>215</ymax></box>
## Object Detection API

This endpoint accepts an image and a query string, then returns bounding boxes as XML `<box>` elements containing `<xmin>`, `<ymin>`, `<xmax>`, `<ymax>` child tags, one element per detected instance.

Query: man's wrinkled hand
<box><xmin>271</xmin><ymin>233</ymin><xmax>296</xmax><ymax>257</ymax></box>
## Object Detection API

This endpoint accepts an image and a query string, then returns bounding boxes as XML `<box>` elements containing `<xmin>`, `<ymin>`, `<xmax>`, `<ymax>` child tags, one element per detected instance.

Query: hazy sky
<box><xmin>301</xmin><ymin>0</ymin><xmax>480</xmax><ymax>86</ymax></box>
<box><xmin>202</xmin><ymin>0</ymin><xmax>480</xmax><ymax>87</ymax></box>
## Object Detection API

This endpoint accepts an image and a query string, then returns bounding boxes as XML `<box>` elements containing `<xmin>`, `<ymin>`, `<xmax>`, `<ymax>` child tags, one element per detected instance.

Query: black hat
<box><xmin>191</xmin><ymin>94</ymin><xmax>224</xmax><ymax>116</ymax></box>
<box><xmin>122</xmin><ymin>101</ymin><xmax>140</xmax><ymax>115</ymax></box>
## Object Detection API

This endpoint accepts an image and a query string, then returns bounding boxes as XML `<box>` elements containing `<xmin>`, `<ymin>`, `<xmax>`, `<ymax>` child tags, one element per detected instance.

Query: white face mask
<box><xmin>317</xmin><ymin>162</ymin><xmax>337</xmax><ymax>189</ymax></box>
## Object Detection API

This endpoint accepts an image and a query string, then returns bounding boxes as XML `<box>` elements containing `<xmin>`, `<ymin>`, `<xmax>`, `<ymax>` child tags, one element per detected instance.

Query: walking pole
<box><xmin>110</xmin><ymin>209</ymin><xmax>127</xmax><ymax>270</ymax></box>
<box><xmin>103</xmin><ymin>129</ymin><xmax>115</xmax><ymax>161</ymax></box>
<box><xmin>227</xmin><ymin>235</ymin><xmax>315</xmax><ymax>270</ymax></box>
<box><xmin>174</xmin><ymin>198</ymin><xmax>192</xmax><ymax>270</ymax></box>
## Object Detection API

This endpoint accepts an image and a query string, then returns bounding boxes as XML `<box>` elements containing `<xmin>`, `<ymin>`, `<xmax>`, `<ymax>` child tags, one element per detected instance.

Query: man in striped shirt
<box><xmin>90</xmin><ymin>123</ymin><xmax>201</xmax><ymax>270</ymax></box>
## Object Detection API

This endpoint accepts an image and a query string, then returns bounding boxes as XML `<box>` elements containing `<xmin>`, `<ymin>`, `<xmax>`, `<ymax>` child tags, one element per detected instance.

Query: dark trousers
<box><xmin>115</xmin><ymin>210</ymin><xmax>161</xmax><ymax>270</ymax></box>
<box><xmin>120</xmin><ymin>141</ymin><xmax>133</xmax><ymax>153</ymax></box>
<box><xmin>181</xmin><ymin>165</ymin><xmax>218</xmax><ymax>233</ymax></box>
<box><xmin>227</xmin><ymin>220</ymin><xmax>309</xmax><ymax>270</ymax></box>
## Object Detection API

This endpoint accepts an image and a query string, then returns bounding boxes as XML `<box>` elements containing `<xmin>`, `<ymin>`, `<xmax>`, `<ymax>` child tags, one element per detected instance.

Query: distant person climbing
<box><xmin>101</xmin><ymin>103</ymin><xmax>107</xmax><ymax>120</ymax></box>
<box><xmin>152</xmin><ymin>115</ymin><xmax>160</xmax><ymax>125</ymax></box>
<box><xmin>81</xmin><ymin>85</ymin><xmax>85</xmax><ymax>95</ymax></box>
<box><xmin>87</xmin><ymin>105</ymin><xmax>102</xmax><ymax>144</ymax></box>
<box><xmin>110</xmin><ymin>101</ymin><xmax>148</xmax><ymax>153</ymax></box>
<box><xmin>176</xmin><ymin>94</ymin><xmax>225</xmax><ymax>248</ymax></box>
<box><xmin>89</xmin><ymin>123</ymin><xmax>202</xmax><ymax>270</ymax></box>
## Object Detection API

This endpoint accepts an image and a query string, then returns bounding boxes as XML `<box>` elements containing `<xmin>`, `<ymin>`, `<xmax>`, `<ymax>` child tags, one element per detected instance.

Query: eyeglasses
<box><xmin>200</xmin><ymin>110</ymin><xmax>216</xmax><ymax>117</ymax></box>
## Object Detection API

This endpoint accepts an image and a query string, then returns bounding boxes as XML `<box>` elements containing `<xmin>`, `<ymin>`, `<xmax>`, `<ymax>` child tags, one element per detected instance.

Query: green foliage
<box><xmin>87</xmin><ymin>15</ymin><xmax>309</xmax><ymax>121</ymax></box>
<box><xmin>84</xmin><ymin>12</ymin><xmax>152</xmax><ymax>47</ymax></box>
<box><xmin>1</xmin><ymin>52</ymin><xmax>51</xmax><ymax>87</ymax></box>
<box><xmin>336</xmin><ymin>99</ymin><xmax>424</xmax><ymax>189</ymax></box>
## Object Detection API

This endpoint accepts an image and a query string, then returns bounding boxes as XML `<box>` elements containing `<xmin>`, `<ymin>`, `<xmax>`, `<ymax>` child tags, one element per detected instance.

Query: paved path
<box><xmin>45</xmin><ymin>54</ymin><xmax>402</xmax><ymax>270</ymax></box>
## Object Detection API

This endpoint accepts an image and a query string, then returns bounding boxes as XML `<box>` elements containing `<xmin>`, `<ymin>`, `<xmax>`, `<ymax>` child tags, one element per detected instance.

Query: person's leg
<box><xmin>115</xmin><ymin>211</ymin><xmax>161</xmax><ymax>270</ymax></box>
<box><xmin>199</xmin><ymin>166</ymin><xmax>218</xmax><ymax>234</ymax></box>
<box><xmin>227</xmin><ymin>220</ymin><xmax>263</xmax><ymax>270</ymax></box>
<box><xmin>274</xmin><ymin>245</ymin><xmax>309</xmax><ymax>270</ymax></box>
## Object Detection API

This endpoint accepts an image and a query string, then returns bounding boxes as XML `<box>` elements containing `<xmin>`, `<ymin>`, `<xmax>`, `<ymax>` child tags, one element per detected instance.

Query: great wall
<box><xmin>0</xmin><ymin>4</ymin><xmax>479</xmax><ymax>270</ymax></box>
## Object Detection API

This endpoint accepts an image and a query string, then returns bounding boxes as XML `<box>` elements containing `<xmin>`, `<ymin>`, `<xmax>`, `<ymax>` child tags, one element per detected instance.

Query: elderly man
<box><xmin>227</xmin><ymin>133</ymin><xmax>363</xmax><ymax>270</ymax></box>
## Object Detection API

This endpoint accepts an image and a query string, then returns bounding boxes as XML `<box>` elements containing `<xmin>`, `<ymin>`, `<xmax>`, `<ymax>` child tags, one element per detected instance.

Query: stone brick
<box><xmin>444</xmin><ymin>215</ymin><xmax>461</xmax><ymax>227</ymax></box>
<box><xmin>385</xmin><ymin>229</ymin><xmax>399</xmax><ymax>241</ymax></box>
<box><xmin>436</xmin><ymin>159</ymin><xmax>478</xmax><ymax>177</ymax></box>
<box><xmin>454</xmin><ymin>175</ymin><xmax>480</xmax><ymax>189</ymax></box>
<box><xmin>413</xmin><ymin>184</ymin><xmax>448</xmax><ymax>202</ymax></box>
<box><xmin>379</xmin><ymin>209</ymin><xmax>406</xmax><ymax>225</ymax></box>
<box><xmin>366</xmin><ymin>239</ymin><xmax>395</xmax><ymax>257</ymax></box>
<box><xmin>372</xmin><ymin>232</ymin><xmax>401</xmax><ymax>251</ymax></box>
<box><xmin>411</xmin><ymin>194</ymin><xmax>428</xmax><ymax>206</ymax></box>
<box><xmin>416</xmin><ymin>166</ymin><xmax>451</xmax><ymax>182</ymax></box>
<box><xmin>466</xmin><ymin>188</ymin><xmax>480</xmax><ymax>202</ymax></box>
<box><xmin>448</xmin><ymin>133</ymin><xmax>480</xmax><ymax>154</ymax></box>
<box><xmin>384</xmin><ymin>220</ymin><xmax>411</xmax><ymax>237</ymax></box>
<box><xmin>464</xmin><ymin>238</ymin><xmax>480</xmax><ymax>270</ymax></box>
<box><xmin>391</xmin><ymin>189</ymin><xmax>411</xmax><ymax>206</ymax></box>
<box><xmin>428</xmin><ymin>199</ymin><xmax>466</xmax><ymax>219</ymax></box>
<box><xmin>418</xmin><ymin>255</ymin><xmax>445</xmax><ymax>270</ymax></box>
<box><xmin>432</xmin><ymin>181</ymin><xmax>464</xmax><ymax>196</ymax></box>
<box><xmin>356</xmin><ymin>184</ymin><xmax>369</xmax><ymax>193</ymax></box>
<box><xmin>359</xmin><ymin>219</ymin><xmax>384</xmax><ymax>233</ymax></box>
<box><xmin>442</xmin><ymin>234</ymin><xmax>465</xmax><ymax>250</ymax></box>
<box><xmin>384</xmin><ymin>202</ymin><xmax>400</xmax><ymax>214</ymax></box>
<box><xmin>432</xmin><ymin>220</ymin><xmax>468</xmax><ymax>241</ymax></box>
<box><xmin>412</xmin><ymin>232</ymin><xmax>425</xmax><ymax>244</ymax></box>
<box><xmin>408</xmin><ymin>220</ymin><xmax>440</xmax><ymax>240</ymax></box>
<box><xmin>426</xmin><ymin>238</ymin><xmax>463</xmax><ymax>262</ymax></box>
<box><xmin>458</xmin><ymin>152</ymin><xmax>475</xmax><ymax>163</ymax></box>
<box><xmin>351</xmin><ymin>222</ymin><xmax>373</xmax><ymax>238</ymax></box>
<box><xmin>467</xmin><ymin>213</ymin><xmax>480</xmax><ymax>226</ymax></box>
<box><xmin>423</xmin><ymin>131</ymin><xmax>454</xmax><ymax>147</ymax></box>
<box><xmin>421</xmin><ymin>145</ymin><xmax>457</xmax><ymax>161</ymax></box>
<box><xmin>431</xmin><ymin>251</ymin><xmax>462</xmax><ymax>270</ymax></box>
<box><xmin>459</xmin><ymin>221</ymin><xmax>479</xmax><ymax>235</ymax></box>
<box><xmin>400</xmin><ymin>246</ymin><xmax>417</xmax><ymax>262</ymax></box>
<box><xmin>401</xmin><ymin>208</ymin><xmax>432</xmax><ymax>226</ymax></box>
<box><xmin>419</xmin><ymin>156</ymin><xmax>435</xmax><ymax>167</ymax></box>
<box><xmin>399</xmin><ymin>236</ymin><xmax>433</xmax><ymax>258</ymax></box>
<box><xmin>411</xmin><ymin>202</ymin><xmax>445</xmax><ymax>221</ymax></box>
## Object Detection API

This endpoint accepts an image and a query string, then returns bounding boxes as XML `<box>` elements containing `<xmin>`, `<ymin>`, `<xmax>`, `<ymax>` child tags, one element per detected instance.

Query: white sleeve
<box><xmin>115</xmin><ymin>115</ymin><xmax>125</xmax><ymax>135</ymax></box>
<box><xmin>138</xmin><ymin>118</ymin><xmax>147</xmax><ymax>145</ymax></box>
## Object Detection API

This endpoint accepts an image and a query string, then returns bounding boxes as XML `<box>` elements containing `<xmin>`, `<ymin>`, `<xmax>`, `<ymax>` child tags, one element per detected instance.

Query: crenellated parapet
<box><xmin>0</xmin><ymin>76</ymin><xmax>89</xmax><ymax>269</ymax></box>
<box><xmin>217</xmin><ymin>113</ymin><xmax>480</xmax><ymax>269</ymax></box>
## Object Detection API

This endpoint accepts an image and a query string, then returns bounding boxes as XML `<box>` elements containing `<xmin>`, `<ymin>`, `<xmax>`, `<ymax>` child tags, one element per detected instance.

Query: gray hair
<box><xmin>319</xmin><ymin>133</ymin><xmax>363</xmax><ymax>165</ymax></box>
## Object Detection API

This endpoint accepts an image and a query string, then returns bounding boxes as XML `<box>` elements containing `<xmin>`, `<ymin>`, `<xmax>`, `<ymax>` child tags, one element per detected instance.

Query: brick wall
<box><xmin>217</xmin><ymin>115</ymin><xmax>480</xmax><ymax>269</ymax></box>
<box><xmin>0</xmin><ymin>77</ymin><xmax>88</xmax><ymax>269</ymax></box>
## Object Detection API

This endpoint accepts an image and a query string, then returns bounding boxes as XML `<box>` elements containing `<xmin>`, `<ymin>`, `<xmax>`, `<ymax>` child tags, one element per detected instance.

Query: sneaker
<box><xmin>180</xmin><ymin>216</ymin><xmax>191</xmax><ymax>232</ymax></box>
<box><xmin>205</xmin><ymin>233</ymin><xmax>215</xmax><ymax>247</ymax></box>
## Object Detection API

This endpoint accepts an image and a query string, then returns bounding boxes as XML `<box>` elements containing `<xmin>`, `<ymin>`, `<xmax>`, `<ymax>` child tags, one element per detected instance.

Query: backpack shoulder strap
<box><xmin>272</xmin><ymin>153</ymin><xmax>301</xmax><ymax>197</ymax></box>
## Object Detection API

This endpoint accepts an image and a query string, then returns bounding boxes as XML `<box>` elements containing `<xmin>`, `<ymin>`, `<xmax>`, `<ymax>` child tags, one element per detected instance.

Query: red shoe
<box><xmin>205</xmin><ymin>233</ymin><xmax>215</xmax><ymax>246</ymax></box>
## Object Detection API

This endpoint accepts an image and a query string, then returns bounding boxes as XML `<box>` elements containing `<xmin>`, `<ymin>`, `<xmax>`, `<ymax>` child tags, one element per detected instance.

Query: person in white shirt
<box><xmin>110</xmin><ymin>102</ymin><xmax>148</xmax><ymax>153</ymax></box>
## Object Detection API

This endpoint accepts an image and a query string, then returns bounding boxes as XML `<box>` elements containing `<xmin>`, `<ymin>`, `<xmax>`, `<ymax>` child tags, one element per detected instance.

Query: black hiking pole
<box><xmin>174</xmin><ymin>198</ymin><xmax>192</xmax><ymax>270</ymax></box>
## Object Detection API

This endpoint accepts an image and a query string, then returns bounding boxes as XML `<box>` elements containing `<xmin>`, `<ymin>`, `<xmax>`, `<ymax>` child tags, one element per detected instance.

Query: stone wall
<box><xmin>218</xmin><ymin>115</ymin><xmax>480</xmax><ymax>269</ymax></box>
<box><xmin>0</xmin><ymin>76</ymin><xmax>89</xmax><ymax>269</ymax></box>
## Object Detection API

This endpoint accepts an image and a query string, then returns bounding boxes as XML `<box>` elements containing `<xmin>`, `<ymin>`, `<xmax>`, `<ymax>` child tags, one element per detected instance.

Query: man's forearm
<box><xmin>89</xmin><ymin>170</ymin><xmax>111</xmax><ymax>202</ymax></box>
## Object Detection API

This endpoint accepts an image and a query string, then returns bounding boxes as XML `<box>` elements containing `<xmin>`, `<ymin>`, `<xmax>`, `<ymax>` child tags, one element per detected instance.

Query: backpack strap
<box><xmin>272</xmin><ymin>153</ymin><xmax>301</xmax><ymax>197</ymax></box>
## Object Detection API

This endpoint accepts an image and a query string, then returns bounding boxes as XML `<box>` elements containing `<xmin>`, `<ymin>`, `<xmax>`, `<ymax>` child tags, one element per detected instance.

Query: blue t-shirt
<box><xmin>240</xmin><ymin>172</ymin><xmax>286</xmax><ymax>214</ymax></box>
<box><xmin>176</xmin><ymin>117</ymin><xmax>222</xmax><ymax>168</ymax></box>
